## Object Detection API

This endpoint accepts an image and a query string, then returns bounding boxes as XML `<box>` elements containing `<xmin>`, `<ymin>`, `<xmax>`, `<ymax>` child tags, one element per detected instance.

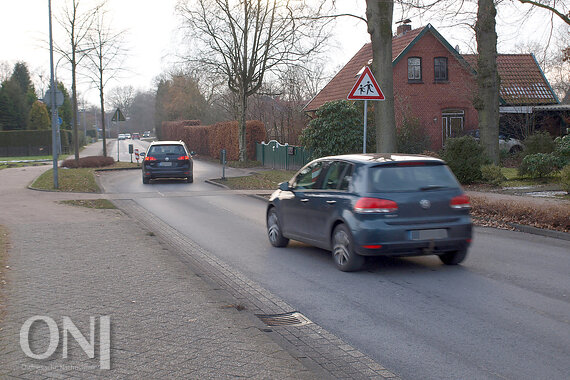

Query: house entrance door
<box><xmin>442</xmin><ymin>110</ymin><xmax>464</xmax><ymax>145</ymax></box>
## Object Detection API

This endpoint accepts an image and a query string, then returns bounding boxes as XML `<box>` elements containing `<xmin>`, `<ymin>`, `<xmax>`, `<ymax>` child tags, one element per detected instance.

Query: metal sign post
<box><xmin>347</xmin><ymin>66</ymin><xmax>385</xmax><ymax>153</ymax></box>
<box><xmin>220</xmin><ymin>149</ymin><xmax>227</xmax><ymax>180</ymax></box>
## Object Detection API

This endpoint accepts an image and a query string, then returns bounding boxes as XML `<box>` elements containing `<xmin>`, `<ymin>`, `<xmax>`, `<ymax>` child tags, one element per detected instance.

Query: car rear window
<box><xmin>148</xmin><ymin>144</ymin><xmax>186</xmax><ymax>155</ymax></box>
<box><xmin>368</xmin><ymin>164</ymin><xmax>460</xmax><ymax>192</ymax></box>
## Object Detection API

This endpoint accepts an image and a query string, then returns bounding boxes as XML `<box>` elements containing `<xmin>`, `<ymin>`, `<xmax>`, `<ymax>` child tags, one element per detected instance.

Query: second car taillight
<box><xmin>177</xmin><ymin>155</ymin><xmax>190</xmax><ymax>160</ymax></box>
<box><xmin>354</xmin><ymin>198</ymin><xmax>398</xmax><ymax>213</ymax></box>
<box><xmin>450</xmin><ymin>194</ymin><xmax>471</xmax><ymax>210</ymax></box>
<box><xmin>144</xmin><ymin>156</ymin><xmax>156</xmax><ymax>161</ymax></box>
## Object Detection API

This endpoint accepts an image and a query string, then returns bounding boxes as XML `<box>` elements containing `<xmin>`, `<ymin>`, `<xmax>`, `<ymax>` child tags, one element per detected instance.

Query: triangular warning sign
<box><xmin>347</xmin><ymin>66</ymin><xmax>385</xmax><ymax>101</ymax></box>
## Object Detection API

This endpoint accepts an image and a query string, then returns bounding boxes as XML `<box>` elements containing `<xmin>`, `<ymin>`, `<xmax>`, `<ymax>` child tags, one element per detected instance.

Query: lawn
<box><xmin>0</xmin><ymin>155</ymin><xmax>53</xmax><ymax>161</ymax></box>
<box><xmin>501</xmin><ymin>167</ymin><xmax>561</xmax><ymax>187</ymax></box>
<box><xmin>32</xmin><ymin>168</ymin><xmax>100</xmax><ymax>192</ymax></box>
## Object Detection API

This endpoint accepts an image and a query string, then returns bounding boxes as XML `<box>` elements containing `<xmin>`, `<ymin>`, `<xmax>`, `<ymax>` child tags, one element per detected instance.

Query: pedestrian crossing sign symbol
<box><xmin>347</xmin><ymin>66</ymin><xmax>385</xmax><ymax>101</ymax></box>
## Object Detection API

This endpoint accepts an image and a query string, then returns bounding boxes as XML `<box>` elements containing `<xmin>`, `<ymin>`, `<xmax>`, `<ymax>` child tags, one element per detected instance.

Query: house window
<box><xmin>408</xmin><ymin>57</ymin><xmax>422</xmax><ymax>82</ymax></box>
<box><xmin>442</xmin><ymin>110</ymin><xmax>464</xmax><ymax>145</ymax></box>
<box><xmin>434</xmin><ymin>57</ymin><xmax>448</xmax><ymax>81</ymax></box>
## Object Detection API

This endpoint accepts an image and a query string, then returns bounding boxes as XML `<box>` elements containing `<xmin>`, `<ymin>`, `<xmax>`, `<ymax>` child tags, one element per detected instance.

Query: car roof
<box><xmin>318</xmin><ymin>153</ymin><xmax>444</xmax><ymax>165</ymax></box>
<box><xmin>149</xmin><ymin>140</ymin><xmax>185</xmax><ymax>146</ymax></box>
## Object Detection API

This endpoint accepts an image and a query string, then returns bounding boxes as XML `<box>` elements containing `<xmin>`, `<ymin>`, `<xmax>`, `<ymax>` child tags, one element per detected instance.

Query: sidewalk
<box><xmin>0</xmin><ymin>146</ymin><xmax>320</xmax><ymax>378</ymax></box>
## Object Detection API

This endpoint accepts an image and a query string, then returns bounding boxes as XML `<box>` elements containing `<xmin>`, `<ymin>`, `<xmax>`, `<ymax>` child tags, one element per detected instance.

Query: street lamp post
<box><xmin>48</xmin><ymin>0</ymin><xmax>58</xmax><ymax>189</ymax></box>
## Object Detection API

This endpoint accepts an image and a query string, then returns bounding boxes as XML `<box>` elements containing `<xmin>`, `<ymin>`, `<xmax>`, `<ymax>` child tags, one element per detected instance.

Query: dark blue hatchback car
<box><xmin>266</xmin><ymin>154</ymin><xmax>472</xmax><ymax>271</ymax></box>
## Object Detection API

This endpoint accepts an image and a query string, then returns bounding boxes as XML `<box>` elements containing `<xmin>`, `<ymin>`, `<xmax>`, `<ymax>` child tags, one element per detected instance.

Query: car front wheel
<box><xmin>332</xmin><ymin>224</ymin><xmax>364</xmax><ymax>272</ymax></box>
<box><xmin>267</xmin><ymin>208</ymin><xmax>289</xmax><ymax>247</ymax></box>
<box><xmin>438</xmin><ymin>249</ymin><xmax>468</xmax><ymax>265</ymax></box>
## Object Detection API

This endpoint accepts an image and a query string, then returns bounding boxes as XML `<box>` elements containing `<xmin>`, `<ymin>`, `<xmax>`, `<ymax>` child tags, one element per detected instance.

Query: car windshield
<box><xmin>148</xmin><ymin>145</ymin><xmax>185</xmax><ymax>156</ymax></box>
<box><xmin>369</xmin><ymin>164</ymin><xmax>460</xmax><ymax>192</ymax></box>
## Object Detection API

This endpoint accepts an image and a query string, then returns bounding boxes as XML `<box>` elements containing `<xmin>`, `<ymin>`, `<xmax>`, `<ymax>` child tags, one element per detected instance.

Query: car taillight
<box><xmin>177</xmin><ymin>155</ymin><xmax>190</xmax><ymax>160</ymax></box>
<box><xmin>354</xmin><ymin>198</ymin><xmax>398</xmax><ymax>213</ymax></box>
<box><xmin>144</xmin><ymin>156</ymin><xmax>156</xmax><ymax>161</ymax></box>
<box><xmin>450</xmin><ymin>194</ymin><xmax>470</xmax><ymax>209</ymax></box>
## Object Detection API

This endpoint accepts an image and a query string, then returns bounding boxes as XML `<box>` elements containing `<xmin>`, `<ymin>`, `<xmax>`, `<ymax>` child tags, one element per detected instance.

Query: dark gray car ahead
<box><xmin>266</xmin><ymin>154</ymin><xmax>472</xmax><ymax>271</ymax></box>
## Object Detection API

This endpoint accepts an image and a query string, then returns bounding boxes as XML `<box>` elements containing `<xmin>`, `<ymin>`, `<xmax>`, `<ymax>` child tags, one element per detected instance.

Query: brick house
<box><xmin>304</xmin><ymin>23</ymin><xmax>560</xmax><ymax>150</ymax></box>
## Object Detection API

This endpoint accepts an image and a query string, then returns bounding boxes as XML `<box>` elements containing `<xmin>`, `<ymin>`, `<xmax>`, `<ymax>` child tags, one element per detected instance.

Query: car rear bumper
<box><xmin>143</xmin><ymin>167</ymin><xmax>191</xmax><ymax>179</ymax></box>
<box><xmin>350</xmin><ymin>216</ymin><xmax>472</xmax><ymax>256</ymax></box>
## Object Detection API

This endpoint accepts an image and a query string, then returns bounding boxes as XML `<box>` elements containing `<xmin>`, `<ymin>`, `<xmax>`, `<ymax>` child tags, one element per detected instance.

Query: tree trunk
<box><xmin>366</xmin><ymin>0</ymin><xmax>396</xmax><ymax>153</ymax></box>
<box><xmin>100</xmin><ymin>71</ymin><xmax>107</xmax><ymax>157</ymax></box>
<box><xmin>72</xmin><ymin>62</ymin><xmax>80</xmax><ymax>162</ymax></box>
<box><xmin>476</xmin><ymin>0</ymin><xmax>500</xmax><ymax>164</ymax></box>
<box><xmin>238</xmin><ymin>87</ymin><xmax>247</xmax><ymax>161</ymax></box>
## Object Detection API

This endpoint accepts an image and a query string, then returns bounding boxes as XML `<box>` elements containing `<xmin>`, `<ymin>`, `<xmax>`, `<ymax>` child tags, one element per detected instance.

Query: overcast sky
<box><xmin>0</xmin><ymin>0</ymin><xmax>565</xmax><ymax>106</ymax></box>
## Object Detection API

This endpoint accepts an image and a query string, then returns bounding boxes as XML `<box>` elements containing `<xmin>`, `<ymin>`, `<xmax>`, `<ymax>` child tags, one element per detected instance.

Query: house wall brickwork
<box><xmin>392</xmin><ymin>32</ymin><xmax>478</xmax><ymax>149</ymax></box>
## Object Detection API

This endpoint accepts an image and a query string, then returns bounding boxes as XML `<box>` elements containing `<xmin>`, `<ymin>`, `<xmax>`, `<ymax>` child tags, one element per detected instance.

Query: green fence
<box><xmin>256</xmin><ymin>140</ymin><xmax>311</xmax><ymax>170</ymax></box>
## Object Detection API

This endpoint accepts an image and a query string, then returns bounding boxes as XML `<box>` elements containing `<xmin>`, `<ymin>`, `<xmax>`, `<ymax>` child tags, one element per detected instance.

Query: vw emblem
<box><xmin>419</xmin><ymin>199</ymin><xmax>431</xmax><ymax>209</ymax></box>
<box><xmin>165</xmin><ymin>157</ymin><xmax>170</xmax><ymax>161</ymax></box>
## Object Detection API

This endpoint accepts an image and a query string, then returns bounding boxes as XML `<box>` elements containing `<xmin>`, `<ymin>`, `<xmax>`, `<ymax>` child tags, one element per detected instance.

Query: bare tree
<box><xmin>108</xmin><ymin>85</ymin><xmax>136</xmax><ymax>116</ymax></box>
<box><xmin>84</xmin><ymin>7</ymin><xmax>127</xmax><ymax>157</ymax></box>
<box><xmin>176</xmin><ymin>0</ymin><xmax>332</xmax><ymax>161</ymax></box>
<box><xmin>517</xmin><ymin>0</ymin><xmax>570</xmax><ymax>25</ymax></box>
<box><xmin>55</xmin><ymin>0</ymin><xmax>102</xmax><ymax>162</ymax></box>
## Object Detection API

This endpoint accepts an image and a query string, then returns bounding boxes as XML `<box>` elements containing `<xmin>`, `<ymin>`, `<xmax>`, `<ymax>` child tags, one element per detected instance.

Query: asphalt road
<box><xmin>99</xmin><ymin>162</ymin><xmax>570</xmax><ymax>380</ymax></box>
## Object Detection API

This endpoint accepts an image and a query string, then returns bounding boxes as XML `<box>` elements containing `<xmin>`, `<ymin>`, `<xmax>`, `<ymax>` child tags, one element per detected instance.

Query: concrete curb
<box><xmin>508</xmin><ymin>223</ymin><xmax>570</xmax><ymax>241</ymax></box>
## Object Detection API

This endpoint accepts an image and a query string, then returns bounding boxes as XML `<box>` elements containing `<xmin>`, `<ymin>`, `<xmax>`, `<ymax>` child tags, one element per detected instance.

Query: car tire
<box><xmin>438</xmin><ymin>249</ymin><xmax>468</xmax><ymax>265</ymax></box>
<box><xmin>332</xmin><ymin>224</ymin><xmax>364</xmax><ymax>272</ymax></box>
<box><xmin>187</xmin><ymin>174</ymin><xmax>193</xmax><ymax>183</ymax></box>
<box><xmin>267</xmin><ymin>208</ymin><xmax>289</xmax><ymax>247</ymax></box>
<box><xmin>142</xmin><ymin>175</ymin><xmax>150</xmax><ymax>184</ymax></box>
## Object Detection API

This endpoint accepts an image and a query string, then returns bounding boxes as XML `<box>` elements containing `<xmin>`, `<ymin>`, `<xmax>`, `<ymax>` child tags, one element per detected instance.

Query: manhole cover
<box><xmin>256</xmin><ymin>311</ymin><xmax>312</xmax><ymax>327</ymax></box>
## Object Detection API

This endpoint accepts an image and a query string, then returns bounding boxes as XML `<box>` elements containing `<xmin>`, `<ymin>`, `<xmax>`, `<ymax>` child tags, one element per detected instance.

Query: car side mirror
<box><xmin>279</xmin><ymin>182</ymin><xmax>290</xmax><ymax>191</ymax></box>
<box><xmin>140</xmin><ymin>152</ymin><xmax>146</xmax><ymax>157</ymax></box>
<box><xmin>190</xmin><ymin>151</ymin><xmax>196</xmax><ymax>156</ymax></box>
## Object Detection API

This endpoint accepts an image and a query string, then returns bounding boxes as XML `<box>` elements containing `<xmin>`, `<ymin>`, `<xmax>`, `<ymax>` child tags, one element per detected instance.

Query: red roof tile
<box><xmin>304</xmin><ymin>27</ymin><xmax>423</xmax><ymax>112</ymax></box>
<box><xmin>463</xmin><ymin>54</ymin><xmax>557</xmax><ymax>105</ymax></box>
<box><xmin>305</xmin><ymin>26</ymin><xmax>558</xmax><ymax>112</ymax></box>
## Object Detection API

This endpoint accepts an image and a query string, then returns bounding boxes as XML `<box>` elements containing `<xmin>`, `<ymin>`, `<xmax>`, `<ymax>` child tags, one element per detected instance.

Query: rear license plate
<box><xmin>159</xmin><ymin>162</ymin><xmax>172</xmax><ymax>167</ymax></box>
<box><xmin>410</xmin><ymin>229</ymin><xmax>447</xmax><ymax>240</ymax></box>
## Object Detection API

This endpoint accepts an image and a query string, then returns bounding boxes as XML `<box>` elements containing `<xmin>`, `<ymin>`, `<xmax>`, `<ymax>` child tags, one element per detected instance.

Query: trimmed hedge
<box><xmin>61</xmin><ymin>156</ymin><xmax>115</xmax><ymax>168</ymax></box>
<box><xmin>161</xmin><ymin>119</ymin><xmax>266</xmax><ymax>161</ymax></box>
<box><xmin>0</xmin><ymin>129</ymin><xmax>73</xmax><ymax>156</ymax></box>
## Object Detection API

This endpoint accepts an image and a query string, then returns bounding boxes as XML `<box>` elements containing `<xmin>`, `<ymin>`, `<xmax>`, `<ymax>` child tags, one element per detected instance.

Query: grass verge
<box><xmin>213</xmin><ymin>170</ymin><xmax>294</xmax><ymax>190</ymax></box>
<box><xmin>0</xmin><ymin>162</ymin><xmax>50</xmax><ymax>170</ymax></box>
<box><xmin>30</xmin><ymin>162</ymin><xmax>139</xmax><ymax>192</ymax></box>
<box><xmin>59</xmin><ymin>199</ymin><xmax>116</xmax><ymax>209</ymax></box>
<box><xmin>32</xmin><ymin>168</ymin><xmax>100</xmax><ymax>192</ymax></box>
<box><xmin>470</xmin><ymin>194</ymin><xmax>569</xmax><ymax>232</ymax></box>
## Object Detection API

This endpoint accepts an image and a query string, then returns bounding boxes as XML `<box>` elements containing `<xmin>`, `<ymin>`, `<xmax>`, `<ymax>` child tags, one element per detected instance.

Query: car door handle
<box><xmin>326</xmin><ymin>200</ymin><xmax>337</xmax><ymax>205</ymax></box>
<box><xmin>300</xmin><ymin>198</ymin><xmax>309</xmax><ymax>203</ymax></box>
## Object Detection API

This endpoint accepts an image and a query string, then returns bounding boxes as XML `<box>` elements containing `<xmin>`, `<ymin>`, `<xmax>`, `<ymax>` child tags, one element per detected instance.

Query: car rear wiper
<box><xmin>420</xmin><ymin>185</ymin><xmax>447</xmax><ymax>191</ymax></box>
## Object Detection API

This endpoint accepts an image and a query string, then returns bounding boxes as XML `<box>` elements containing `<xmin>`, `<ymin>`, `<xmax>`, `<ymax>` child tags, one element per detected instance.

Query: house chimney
<box><xmin>396</xmin><ymin>19</ymin><xmax>412</xmax><ymax>36</ymax></box>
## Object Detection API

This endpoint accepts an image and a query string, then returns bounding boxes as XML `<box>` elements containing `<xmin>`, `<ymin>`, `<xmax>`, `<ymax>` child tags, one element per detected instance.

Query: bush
<box><xmin>481</xmin><ymin>164</ymin><xmax>505</xmax><ymax>186</ymax></box>
<box><xmin>523</xmin><ymin>131</ymin><xmax>555</xmax><ymax>156</ymax></box>
<box><xmin>441</xmin><ymin>136</ymin><xmax>486</xmax><ymax>184</ymax></box>
<box><xmin>397</xmin><ymin>116</ymin><xmax>431</xmax><ymax>154</ymax></box>
<box><xmin>62</xmin><ymin>156</ymin><xmax>115</xmax><ymax>168</ymax></box>
<box><xmin>300</xmin><ymin>100</ymin><xmax>374</xmax><ymax>158</ymax></box>
<box><xmin>560</xmin><ymin>164</ymin><xmax>570</xmax><ymax>194</ymax></box>
<box><xmin>518</xmin><ymin>153</ymin><xmax>564</xmax><ymax>178</ymax></box>
<box><xmin>554</xmin><ymin>134</ymin><xmax>570</xmax><ymax>164</ymax></box>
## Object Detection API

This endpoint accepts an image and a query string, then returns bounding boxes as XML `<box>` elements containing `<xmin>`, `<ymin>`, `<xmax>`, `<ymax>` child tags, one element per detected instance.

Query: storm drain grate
<box><xmin>255</xmin><ymin>311</ymin><xmax>312</xmax><ymax>327</ymax></box>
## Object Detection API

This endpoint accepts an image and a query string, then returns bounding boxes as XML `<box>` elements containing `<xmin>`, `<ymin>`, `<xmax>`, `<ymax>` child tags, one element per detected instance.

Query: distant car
<box><xmin>142</xmin><ymin>140</ymin><xmax>193</xmax><ymax>184</ymax></box>
<box><xmin>266</xmin><ymin>154</ymin><xmax>472</xmax><ymax>272</ymax></box>
<box><xmin>468</xmin><ymin>129</ymin><xmax>524</xmax><ymax>153</ymax></box>
<box><xmin>118</xmin><ymin>133</ymin><xmax>126</xmax><ymax>140</ymax></box>
<box><xmin>132</xmin><ymin>133</ymin><xmax>140</xmax><ymax>140</ymax></box>
<box><xmin>142</xmin><ymin>131</ymin><xmax>151</xmax><ymax>138</ymax></box>
<box><xmin>125</xmin><ymin>133</ymin><xmax>132</xmax><ymax>139</ymax></box>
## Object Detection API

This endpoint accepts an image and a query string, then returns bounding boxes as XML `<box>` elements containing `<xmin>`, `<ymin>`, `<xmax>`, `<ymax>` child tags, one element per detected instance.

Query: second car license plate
<box><xmin>159</xmin><ymin>162</ymin><xmax>172</xmax><ymax>167</ymax></box>
<box><xmin>410</xmin><ymin>229</ymin><xmax>447</xmax><ymax>240</ymax></box>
